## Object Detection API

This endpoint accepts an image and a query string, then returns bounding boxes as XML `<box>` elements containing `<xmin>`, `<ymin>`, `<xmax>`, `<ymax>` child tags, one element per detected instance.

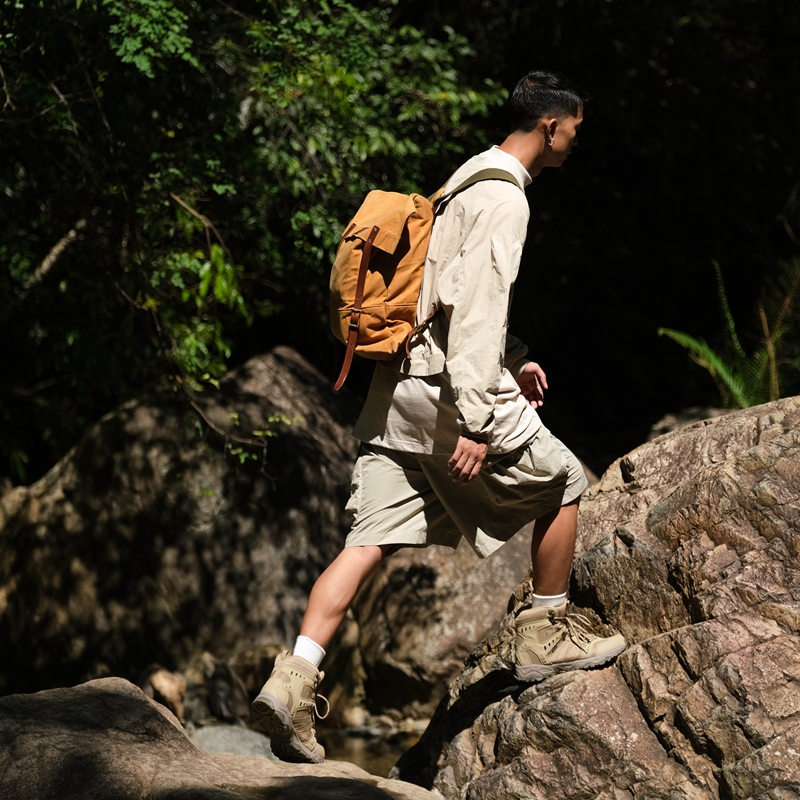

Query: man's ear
<box><xmin>545</xmin><ymin>118</ymin><xmax>558</xmax><ymax>145</ymax></box>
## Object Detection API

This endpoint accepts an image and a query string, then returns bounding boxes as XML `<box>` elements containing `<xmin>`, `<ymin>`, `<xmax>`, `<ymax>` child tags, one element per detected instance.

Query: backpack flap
<box><xmin>343</xmin><ymin>191</ymin><xmax>420</xmax><ymax>255</ymax></box>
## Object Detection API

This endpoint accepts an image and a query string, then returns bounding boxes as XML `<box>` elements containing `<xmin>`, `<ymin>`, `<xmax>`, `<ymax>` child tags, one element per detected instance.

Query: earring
<box><xmin>547</xmin><ymin>138</ymin><xmax>555</xmax><ymax>146</ymax></box>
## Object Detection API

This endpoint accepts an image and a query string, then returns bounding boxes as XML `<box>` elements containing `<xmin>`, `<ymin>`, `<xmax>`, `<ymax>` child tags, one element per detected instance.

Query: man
<box><xmin>250</xmin><ymin>70</ymin><xmax>626</xmax><ymax>763</ymax></box>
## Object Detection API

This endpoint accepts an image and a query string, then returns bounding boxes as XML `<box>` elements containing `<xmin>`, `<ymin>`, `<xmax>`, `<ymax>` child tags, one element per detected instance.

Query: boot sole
<box><xmin>515</xmin><ymin>642</ymin><xmax>627</xmax><ymax>683</ymax></box>
<box><xmin>250</xmin><ymin>691</ymin><xmax>324</xmax><ymax>764</ymax></box>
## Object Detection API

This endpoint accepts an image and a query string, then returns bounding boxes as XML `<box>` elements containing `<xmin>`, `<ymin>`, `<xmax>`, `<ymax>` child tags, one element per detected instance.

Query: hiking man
<box><xmin>251</xmin><ymin>70</ymin><xmax>627</xmax><ymax>763</ymax></box>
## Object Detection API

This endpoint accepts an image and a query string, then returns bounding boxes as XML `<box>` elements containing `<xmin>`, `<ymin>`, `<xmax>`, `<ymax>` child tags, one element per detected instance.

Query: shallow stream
<box><xmin>320</xmin><ymin>727</ymin><xmax>420</xmax><ymax>777</ymax></box>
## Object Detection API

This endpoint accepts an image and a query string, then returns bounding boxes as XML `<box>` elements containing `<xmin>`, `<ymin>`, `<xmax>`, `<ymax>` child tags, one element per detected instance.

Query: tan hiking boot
<box><xmin>250</xmin><ymin>650</ymin><xmax>329</xmax><ymax>763</ymax></box>
<box><xmin>513</xmin><ymin>601</ymin><xmax>626</xmax><ymax>682</ymax></box>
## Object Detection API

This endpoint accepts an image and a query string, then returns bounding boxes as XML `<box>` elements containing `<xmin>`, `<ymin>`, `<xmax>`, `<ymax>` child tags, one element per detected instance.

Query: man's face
<box><xmin>548</xmin><ymin>107</ymin><xmax>583</xmax><ymax>166</ymax></box>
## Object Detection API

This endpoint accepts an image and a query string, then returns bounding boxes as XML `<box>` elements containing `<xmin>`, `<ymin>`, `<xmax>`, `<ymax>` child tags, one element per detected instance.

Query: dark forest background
<box><xmin>2</xmin><ymin>0</ymin><xmax>799</xmax><ymax>487</ymax></box>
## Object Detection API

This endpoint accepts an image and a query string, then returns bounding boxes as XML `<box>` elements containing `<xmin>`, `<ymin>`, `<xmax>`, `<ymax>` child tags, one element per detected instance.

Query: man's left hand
<box><xmin>517</xmin><ymin>362</ymin><xmax>548</xmax><ymax>407</ymax></box>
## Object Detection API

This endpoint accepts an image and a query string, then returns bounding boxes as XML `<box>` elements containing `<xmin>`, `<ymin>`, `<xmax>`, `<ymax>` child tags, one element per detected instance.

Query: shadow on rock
<box><xmin>0</xmin><ymin>348</ymin><xmax>361</xmax><ymax>696</ymax></box>
<box><xmin>393</xmin><ymin>668</ymin><xmax>522</xmax><ymax>788</ymax></box>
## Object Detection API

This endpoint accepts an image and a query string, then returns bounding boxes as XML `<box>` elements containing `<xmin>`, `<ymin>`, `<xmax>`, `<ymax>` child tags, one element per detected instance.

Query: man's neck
<box><xmin>498</xmin><ymin>130</ymin><xmax>547</xmax><ymax>178</ymax></box>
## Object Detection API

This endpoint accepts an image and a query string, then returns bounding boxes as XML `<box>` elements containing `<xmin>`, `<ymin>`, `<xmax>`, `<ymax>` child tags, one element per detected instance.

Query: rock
<box><xmin>648</xmin><ymin>407</ymin><xmax>729</xmax><ymax>440</ymax></box>
<box><xmin>140</xmin><ymin>665</ymin><xmax>188</xmax><ymax>722</ymax></box>
<box><xmin>575</xmin><ymin>396</ymin><xmax>800</xmax><ymax>558</ymax></box>
<box><xmin>433</xmin><ymin>668</ymin><xmax>708</xmax><ymax>800</ymax></box>
<box><xmin>189</xmin><ymin>723</ymin><xmax>276</xmax><ymax>759</ymax></box>
<box><xmin>319</xmin><ymin>610</ymin><xmax>370</xmax><ymax>728</ymax></box>
<box><xmin>0</xmin><ymin>347</ymin><xmax>361</xmax><ymax>696</ymax></box>
<box><xmin>0</xmin><ymin>677</ymin><xmax>437</xmax><ymax>800</ymax></box>
<box><xmin>231</xmin><ymin>643</ymin><xmax>285</xmax><ymax>698</ymax></box>
<box><xmin>184</xmin><ymin>651</ymin><xmax>251</xmax><ymax>723</ymax></box>
<box><xmin>393</xmin><ymin>398</ymin><xmax>800</xmax><ymax>799</ymax></box>
<box><xmin>353</xmin><ymin>528</ymin><xmax>535</xmax><ymax>719</ymax></box>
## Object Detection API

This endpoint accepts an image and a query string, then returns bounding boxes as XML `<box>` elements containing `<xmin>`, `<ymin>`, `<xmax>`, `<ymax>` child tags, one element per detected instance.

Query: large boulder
<box><xmin>0</xmin><ymin>347</ymin><xmax>360</xmax><ymax>695</ymax></box>
<box><xmin>393</xmin><ymin>397</ymin><xmax>800</xmax><ymax>799</ymax></box>
<box><xmin>0</xmin><ymin>677</ymin><xmax>435</xmax><ymax>800</ymax></box>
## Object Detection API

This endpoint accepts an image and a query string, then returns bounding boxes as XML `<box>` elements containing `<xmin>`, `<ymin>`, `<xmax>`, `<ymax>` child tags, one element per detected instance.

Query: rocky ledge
<box><xmin>0</xmin><ymin>677</ymin><xmax>436</xmax><ymax>800</ymax></box>
<box><xmin>393</xmin><ymin>397</ymin><xmax>800</xmax><ymax>800</ymax></box>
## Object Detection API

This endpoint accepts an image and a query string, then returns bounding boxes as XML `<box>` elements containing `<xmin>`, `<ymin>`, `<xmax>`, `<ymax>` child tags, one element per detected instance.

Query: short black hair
<box><xmin>508</xmin><ymin>70</ymin><xmax>587</xmax><ymax>132</ymax></box>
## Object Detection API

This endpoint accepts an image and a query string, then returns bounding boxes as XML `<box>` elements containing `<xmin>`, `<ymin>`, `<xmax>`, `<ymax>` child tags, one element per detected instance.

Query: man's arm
<box><xmin>448</xmin><ymin>362</ymin><xmax>548</xmax><ymax>483</ymax></box>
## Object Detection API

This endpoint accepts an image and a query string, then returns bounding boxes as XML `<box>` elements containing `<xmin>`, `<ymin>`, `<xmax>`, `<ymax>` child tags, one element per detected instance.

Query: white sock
<box><xmin>532</xmin><ymin>592</ymin><xmax>567</xmax><ymax>608</ymax></box>
<box><xmin>293</xmin><ymin>635</ymin><xmax>326</xmax><ymax>668</ymax></box>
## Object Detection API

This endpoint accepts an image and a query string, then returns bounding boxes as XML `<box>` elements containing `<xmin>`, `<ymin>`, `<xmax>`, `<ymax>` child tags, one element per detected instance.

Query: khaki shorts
<box><xmin>344</xmin><ymin>425</ymin><xmax>587</xmax><ymax>558</ymax></box>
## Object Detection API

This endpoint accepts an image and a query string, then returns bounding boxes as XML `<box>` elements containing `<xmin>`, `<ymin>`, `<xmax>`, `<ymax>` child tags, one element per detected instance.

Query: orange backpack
<box><xmin>329</xmin><ymin>168</ymin><xmax>519</xmax><ymax>390</ymax></box>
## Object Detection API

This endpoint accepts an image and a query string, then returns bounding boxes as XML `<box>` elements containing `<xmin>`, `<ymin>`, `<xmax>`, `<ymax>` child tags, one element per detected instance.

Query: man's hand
<box><xmin>448</xmin><ymin>435</ymin><xmax>489</xmax><ymax>484</ymax></box>
<box><xmin>516</xmin><ymin>361</ymin><xmax>548</xmax><ymax>407</ymax></box>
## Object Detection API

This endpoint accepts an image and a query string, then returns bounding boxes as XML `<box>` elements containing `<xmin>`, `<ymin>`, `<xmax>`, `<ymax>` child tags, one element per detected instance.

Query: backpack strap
<box><xmin>445</xmin><ymin>167</ymin><xmax>523</xmax><ymax>197</ymax></box>
<box><xmin>333</xmin><ymin>224</ymin><xmax>380</xmax><ymax>391</ymax></box>
<box><xmin>430</xmin><ymin>167</ymin><xmax>522</xmax><ymax>209</ymax></box>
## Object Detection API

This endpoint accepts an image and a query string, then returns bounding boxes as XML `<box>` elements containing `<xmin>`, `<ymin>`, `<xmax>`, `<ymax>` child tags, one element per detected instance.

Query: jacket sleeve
<box><xmin>504</xmin><ymin>333</ymin><xmax>531</xmax><ymax>380</ymax></box>
<box><xmin>437</xmin><ymin>186</ymin><xmax>529</xmax><ymax>440</ymax></box>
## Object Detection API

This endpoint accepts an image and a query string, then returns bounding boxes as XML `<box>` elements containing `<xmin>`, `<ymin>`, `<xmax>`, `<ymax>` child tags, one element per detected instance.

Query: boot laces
<box><xmin>292</xmin><ymin>674</ymin><xmax>330</xmax><ymax>745</ymax></box>
<box><xmin>314</xmin><ymin>693</ymin><xmax>330</xmax><ymax>720</ymax></box>
<box><xmin>562</xmin><ymin>612</ymin><xmax>598</xmax><ymax>652</ymax></box>
<box><xmin>312</xmin><ymin>670</ymin><xmax>330</xmax><ymax>720</ymax></box>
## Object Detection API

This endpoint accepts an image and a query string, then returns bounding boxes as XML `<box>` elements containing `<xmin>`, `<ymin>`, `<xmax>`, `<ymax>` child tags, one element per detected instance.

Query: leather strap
<box><xmin>333</xmin><ymin>224</ymin><xmax>380</xmax><ymax>391</ymax></box>
<box><xmin>405</xmin><ymin>303</ymin><xmax>440</xmax><ymax>358</ymax></box>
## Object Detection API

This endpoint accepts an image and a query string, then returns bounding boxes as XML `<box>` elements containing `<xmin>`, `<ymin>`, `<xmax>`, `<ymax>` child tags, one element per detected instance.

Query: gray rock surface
<box><xmin>393</xmin><ymin>397</ymin><xmax>800</xmax><ymax>799</ymax></box>
<box><xmin>189</xmin><ymin>723</ymin><xmax>276</xmax><ymax>759</ymax></box>
<box><xmin>0</xmin><ymin>677</ymin><xmax>436</xmax><ymax>800</ymax></box>
<box><xmin>647</xmin><ymin>406</ymin><xmax>729</xmax><ymax>440</ymax></box>
<box><xmin>0</xmin><ymin>347</ymin><xmax>360</xmax><ymax>695</ymax></box>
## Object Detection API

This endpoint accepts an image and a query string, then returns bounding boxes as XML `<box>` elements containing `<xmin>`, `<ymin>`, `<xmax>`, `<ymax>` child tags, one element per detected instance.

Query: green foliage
<box><xmin>252</xmin><ymin>412</ymin><xmax>301</xmax><ymax>438</ymax></box>
<box><xmin>659</xmin><ymin>259</ymin><xmax>800</xmax><ymax>408</ymax></box>
<box><xmin>242</xmin><ymin>1</ymin><xmax>503</xmax><ymax>275</ymax></box>
<box><xmin>102</xmin><ymin>0</ymin><xmax>200</xmax><ymax>78</ymax></box>
<box><xmin>225</xmin><ymin>442</ymin><xmax>258</xmax><ymax>464</ymax></box>
<box><xmin>147</xmin><ymin>243</ymin><xmax>251</xmax><ymax>384</ymax></box>
<box><xmin>1</xmin><ymin>0</ymin><xmax>499</xmax><ymax>483</ymax></box>
<box><xmin>6</xmin><ymin>0</ymin><xmax>798</xmax><ymax>485</ymax></box>
<box><xmin>224</xmin><ymin>411</ymin><xmax>300</xmax><ymax>464</ymax></box>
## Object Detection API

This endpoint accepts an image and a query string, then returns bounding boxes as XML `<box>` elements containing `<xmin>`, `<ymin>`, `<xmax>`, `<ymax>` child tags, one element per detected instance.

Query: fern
<box><xmin>658</xmin><ymin>258</ymin><xmax>800</xmax><ymax>409</ymax></box>
<box><xmin>713</xmin><ymin>260</ymin><xmax>746</xmax><ymax>359</ymax></box>
<box><xmin>657</xmin><ymin>327</ymin><xmax>753</xmax><ymax>407</ymax></box>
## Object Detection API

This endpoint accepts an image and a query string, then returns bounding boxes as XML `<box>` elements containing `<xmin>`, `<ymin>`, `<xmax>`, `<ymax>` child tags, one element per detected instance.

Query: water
<box><xmin>320</xmin><ymin>728</ymin><xmax>420</xmax><ymax>777</ymax></box>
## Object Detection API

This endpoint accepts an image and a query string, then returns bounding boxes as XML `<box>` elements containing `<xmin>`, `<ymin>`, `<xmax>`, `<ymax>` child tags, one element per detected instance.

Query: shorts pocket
<box><xmin>344</xmin><ymin>453</ymin><xmax>364</xmax><ymax>522</ymax></box>
<box><xmin>518</xmin><ymin>437</ymin><xmax>568</xmax><ymax>479</ymax></box>
<box><xmin>485</xmin><ymin>430</ymin><xmax>567</xmax><ymax>484</ymax></box>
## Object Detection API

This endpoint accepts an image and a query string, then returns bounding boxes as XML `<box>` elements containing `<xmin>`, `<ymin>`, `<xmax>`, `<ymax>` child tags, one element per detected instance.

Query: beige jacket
<box><xmin>397</xmin><ymin>147</ymin><xmax>532</xmax><ymax>439</ymax></box>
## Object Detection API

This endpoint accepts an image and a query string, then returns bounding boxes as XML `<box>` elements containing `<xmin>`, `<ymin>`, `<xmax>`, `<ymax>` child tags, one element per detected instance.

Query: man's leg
<box><xmin>530</xmin><ymin>499</ymin><xmax>578</xmax><ymax>595</ymax></box>
<box><xmin>514</xmin><ymin>498</ymin><xmax>626</xmax><ymax>682</ymax></box>
<box><xmin>250</xmin><ymin>544</ymin><xmax>395</xmax><ymax>763</ymax></box>
<box><xmin>299</xmin><ymin>544</ymin><xmax>395</xmax><ymax>650</ymax></box>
